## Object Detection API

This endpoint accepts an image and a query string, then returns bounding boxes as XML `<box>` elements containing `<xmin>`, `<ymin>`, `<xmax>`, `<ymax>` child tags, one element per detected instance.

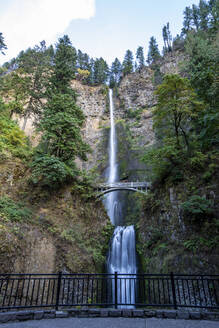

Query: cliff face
<box><xmin>137</xmin><ymin>172</ymin><xmax>219</xmax><ymax>274</ymax></box>
<box><xmin>70</xmin><ymin>81</ymin><xmax>109</xmax><ymax>172</ymax></box>
<box><xmin>0</xmin><ymin>158</ymin><xmax>112</xmax><ymax>274</ymax></box>
<box><xmin>4</xmin><ymin>49</ymin><xmax>217</xmax><ymax>276</ymax></box>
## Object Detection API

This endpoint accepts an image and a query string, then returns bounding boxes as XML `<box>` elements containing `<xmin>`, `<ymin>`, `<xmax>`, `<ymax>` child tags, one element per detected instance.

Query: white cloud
<box><xmin>0</xmin><ymin>0</ymin><xmax>95</xmax><ymax>64</ymax></box>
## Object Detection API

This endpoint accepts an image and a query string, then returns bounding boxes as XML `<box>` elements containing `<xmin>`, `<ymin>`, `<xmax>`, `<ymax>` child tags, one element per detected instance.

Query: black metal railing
<box><xmin>0</xmin><ymin>273</ymin><xmax>218</xmax><ymax>310</ymax></box>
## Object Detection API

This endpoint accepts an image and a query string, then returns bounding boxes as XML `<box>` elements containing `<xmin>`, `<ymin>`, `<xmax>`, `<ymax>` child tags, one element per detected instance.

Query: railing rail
<box><xmin>0</xmin><ymin>273</ymin><xmax>218</xmax><ymax>310</ymax></box>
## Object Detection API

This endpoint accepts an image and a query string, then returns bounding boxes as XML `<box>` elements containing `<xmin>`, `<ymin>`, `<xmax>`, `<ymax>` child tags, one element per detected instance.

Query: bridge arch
<box><xmin>96</xmin><ymin>187</ymin><xmax>147</xmax><ymax>197</ymax></box>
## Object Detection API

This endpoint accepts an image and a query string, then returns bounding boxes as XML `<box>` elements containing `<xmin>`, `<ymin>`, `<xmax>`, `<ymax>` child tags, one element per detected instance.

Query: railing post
<box><xmin>170</xmin><ymin>272</ymin><xmax>177</xmax><ymax>309</ymax></box>
<box><xmin>114</xmin><ymin>272</ymin><xmax>118</xmax><ymax>309</ymax></box>
<box><xmin>55</xmin><ymin>271</ymin><xmax>62</xmax><ymax>310</ymax></box>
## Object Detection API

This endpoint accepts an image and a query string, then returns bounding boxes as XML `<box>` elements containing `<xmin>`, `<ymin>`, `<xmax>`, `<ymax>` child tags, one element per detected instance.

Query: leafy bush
<box><xmin>0</xmin><ymin>196</ymin><xmax>32</xmax><ymax>222</ymax></box>
<box><xmin>181</xmin><ymin>195</ymin><xmax>214</xmax><ymax>221</ymax></box>
<box><xmin>30</xmin><ymin>154</ymin><xmax>77</xmax><ymax>188</ymax></box>
<box><xmin>71</xmin><ymin>170</ymin><xmax>97</xmax><ymax>199</ymax></box>
<box><xmin>0</xmin><ymin>114</ymin><xmax>31</xmax><ymax>159</ymax></box>
<box><xmin>142</xmin><ymin>138</ymin><xmax>183</xmax><ymax>183</ymax></box>
<box><xmin>126</xmin><ymin>107</ymin><xmax>143</xmax><ymax>121</ymax></box>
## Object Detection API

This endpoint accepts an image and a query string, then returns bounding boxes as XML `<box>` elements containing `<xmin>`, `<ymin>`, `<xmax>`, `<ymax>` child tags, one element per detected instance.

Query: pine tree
<box><xmin>136</xmin><ymin>46</ymin><xmax>145</xmax><ymax>70</ymax></box>
<box><xmin>147</xmin><ymin>37</ymin><xmax>160</xmax><ymax>64</ymax></box>
<box><xmin>199</xmin><ymin>0</ymin><xmax>209</xmax><ymax>30</ymax></box>
<box><xmin>50</xmin><ymin>35</ymin><xmax>77</xmax><ymax>93</ymax></box>
<box><xmin>162</xmin><ymin>23</ymin><xmax>172</xmax><ymax>53</ymax></box>
<box><xmin>93</xmin><ymin>57</ymin><xmax>109</xmax><ymax>85</ymax></box>
<box><xmin>16</xmin><ymin>41</ymin><xmax>53</xmax><ymax>123</ymax></box>
<box><xmin>122</xmin><ymin>50</ymin><xmax>134</xmax><ymax>76</ymax></box>
<box><xmin>77</xmin><ymin>49</ymin><xmax>90</xmax><ymax>70</ymax></box>
<box><xmin>87</xmin><ymin>58</ymin><xmax>95</xmax><ymax>85</ymax></box>
<box><xmin>32</xmin><ymin>35</ymin><xmax>90</xmax><ymax>187</ymax></box>
<box><xmin>192</xmin><ymin>4</ymin><xmax>200</xmax><ymax>30</ymax></box>
<box><xmin>208</xmin><ymin>0</ymin><xmax>219</xmax><ymax>31</ymax></box>
<box><xmin>110</xmin><ymin>58</ymin><xmax>122</xmax><ymax>86</ymax></box>
<box><xmin>182</xmin><ymin>6</ymin><xmax>193</xmax><ymax>34</ymax></box>
<box><xmin>0</xmin><ymin>33</ymin><xmax>7</xmax><ymax>55</ymax></box>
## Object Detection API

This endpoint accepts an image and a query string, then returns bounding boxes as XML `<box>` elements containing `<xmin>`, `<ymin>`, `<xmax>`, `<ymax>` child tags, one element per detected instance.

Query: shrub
<box><xmin>181</xmin><ymin>195</ymin><xmax>214</xmax><ymax>222</ymax></box>
<box><xmin>0</xmin><ymin>114</ymin><xmax>31</xmax><ymax>159</ymax></box>
<box><xmin>30</xmin><ymin>154</ymin><xmax>77</xmax><ymax>188</ymax></box>
<box><xmin>0</xmin><ymin>196</ymin><xmax>32</xmax><ymax>222</ymax></box>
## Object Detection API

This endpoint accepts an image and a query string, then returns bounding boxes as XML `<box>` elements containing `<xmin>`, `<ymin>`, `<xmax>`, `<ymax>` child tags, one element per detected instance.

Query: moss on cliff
<box><xmin>0</xmin><ymin>155</ymin><xmax>112</xmax><ymax>274</ymax></box>
<box><xmin>137</xmin><ymin>160</ymin><xmax>219</xmax><ymax>274</ymax></box>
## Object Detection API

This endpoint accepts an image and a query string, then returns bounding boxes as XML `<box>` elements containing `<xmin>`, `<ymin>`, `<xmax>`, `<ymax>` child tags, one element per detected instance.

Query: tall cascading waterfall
<box><xmin>105</xmin><ymin>89</ymin><xmax>137</xmax><ymax>308</ymax></box>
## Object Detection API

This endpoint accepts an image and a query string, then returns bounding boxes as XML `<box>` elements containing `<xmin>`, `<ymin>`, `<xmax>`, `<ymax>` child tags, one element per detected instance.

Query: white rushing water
<box><xmin>105</xmin><ymin>89</ymin><xmax>137</xmax><ymax>308</ymax></box>
<box><xmin>105</xmin><ymin>89</ymin><xmax>119</xmax><ymax>225</ymax></box>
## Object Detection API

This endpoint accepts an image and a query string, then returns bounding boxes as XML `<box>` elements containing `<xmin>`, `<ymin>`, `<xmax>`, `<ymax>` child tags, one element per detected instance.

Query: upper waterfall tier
<box><xmin>104</xmin><ymin>89</ymin><xmax>119</xmax><ymax>226</ymax></box>
<box><xmin>108</xmin><ymin>89</ymin><xmax>118</xmax><ymax>184</ymax></box>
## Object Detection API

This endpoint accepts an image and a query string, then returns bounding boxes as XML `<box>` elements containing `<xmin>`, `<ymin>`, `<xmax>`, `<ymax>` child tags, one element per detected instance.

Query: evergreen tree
<box><xmin>147</xmin><ymin>37</ymin><xmax>161</xmax><ymax>64</ymax></box>
<box><xmin>0</xmin><ymin>33</ymin><xmax>7</xmax><ymax>55</ymax></box>
<box><xmin>184</xmin><ymin>31</ymin><xmax>219</xmax><ymax>149</ymax></box>
<box><xmin>182</xmin><ymin>6</ymin><xmax>193</xmax><ymax>34</ymax></box>
<box><xmin>209</xmin><ymin>0</ymin><xmax>219</xmax><ymax>31</ymax></box>
<box><xmin>87</xmin><ymin>58</ymin><xmax>95</xmax><ymax>85</ymax></box>
<box><xmin>32</xmin><ymin>35</ymin><xmax>90</xmax><ymax>187</ymax></box>
<box><xmin>199</xmin><ymin>0</ymin><xmax>209</xmax><ymax>30</ymax></box>
<box><xmin>122</xmin><ymin>50</ymin><xmax>134</xmax><ymax>76</ymax></box>
<box><xmin>192</xmin><ymin>4</ymin><xmax>200</xmax><ymax>30</ymax></box>
<box><xmin>93</xmin><ymin>57</ymin><xmax>109</xmax><ymax>85</ymax></box>
<box><xmin>136</xmin><ymin>46</ymin><xmax>145</xmax><ymax>70</ymax></box>
<box><xmin>50</xmin><ymin>35</ymin><xmax>77</xmax><ymax>93</ymax></box>
<box><xmin>162</xmin><ymin>23</ymin><xmax>172</xmax><ymax>53</ymax></box>
<box><xmin>77</xmin><ymin>49</ymin><xmax>90</xmax><ymax>70</ymax></box>
<box><xmin>110</xmin><ymin>57</ymin><xmax>122</xmax><ymax>86</ymax></box>
<box><xmin>16</xmin><ymin>41</ymin><xmax>53</xmax><ymax>124</ymax></box>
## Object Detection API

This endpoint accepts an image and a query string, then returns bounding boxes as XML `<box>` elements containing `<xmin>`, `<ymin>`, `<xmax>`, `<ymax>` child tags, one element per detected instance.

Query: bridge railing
<box><xmin>96</xmin><ymin>182</ymin><xmax>151</xmax><ymax>188</ymax></box>
<box><xmin>0</xmin><ymin>273</ymin><xmax>218</xmax><ymax>310</ymax></box>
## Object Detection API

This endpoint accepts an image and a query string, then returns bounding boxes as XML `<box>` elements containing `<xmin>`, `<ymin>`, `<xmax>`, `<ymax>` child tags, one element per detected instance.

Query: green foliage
<box><xmin>122</xmin><ymin>50</ymin><xmax>134</xmax><ymax>76</ymax></box>
<box><xmin>30</xmin><ymin>154</ymin><xmax>77</xmax><ymax>188</ymax></box>
<box><xmin>0</xmin><ymin>196</ymin><xmax>32</xmax><ymax>222</ymax></box>
<box><xmin>109</xmin><ymin>58</ymin><xmax>122</xmax><ymax>87</ymax></box>
<box><xmin>93</xmin><ymin>57</ymin><xmax>109</xmax><ymax>85</ymax></box>
<box><xmin>0</xmin><ymin>69</ymin><xmax>30</xmax><ymax>118</ymax></box>
<box><xmin>154</xmin><ymin>74</ymin><xmax>204</xmax><ymax>151</ymax></box>
<box><xmin>142</xmin><ymin>138</ymin><xmax>183</xmax><ymax>182</ymax></box>
<box><xmin>181</xmin><ymin>195</ymin><xmax>214</xmax><ymax>221</ymax></box>
<box><xmin>136</xmin><ymin>46</ymin><xmax>145</xmax><ymax>70</ymax></box>
<box><xmin>182</xmin><ymin>0</ymin><xmax>219</xmax><ymax>34</ymax></box>
<box><xmin>126</xmin><ymin>107</ymin><xmax>143</xmax><ymax>120</ymax></box>
<box><xmin>32</xmin><ymin>35</ymin><xmax>90</xmax><ymax>188</ymax></box>
<box><xmin>71</xmin><ymin>170</ymin><xmax>97</xmax><ymax>200</ymax></box>
<box><xmin>0</xmin><ymin>112</ymin><xmax>31</xmax><ymax>159</ymax></box>
<box><xmin>51</xmin><ymin>35</ymin><xmax>77</xmax><ymax>92</ymax></box>
<box><xmin>16</xmin><ymin>41</ymin><xmax>54</xmax><ymax>118</ymax></box>
<box><xmin>162</xmin><ymin>22</ymin><xmax>172</xmax><ymax>53</ymax></box>
<box><xmin>147</xmin><ymin>37</ymin><xmax>161</xmax><ymax>64</ymax></box>
<box><xmin>40</xmin><ymin>93</ymin><xmax>89</xmax><ymax>162</ymax></box>
<box><xmin>0</xmin><ymin>32</ymin><xmax>7</xmax><ymax>55</ymax></box>
<box><xmin>152</xmin><ymin>64</ymin><xmax>163</xmax><ymax>86</ymax></box>
<box><xmin>183</xmin><ymin>30</ymin><xmax>219</xmax><ymax>150</ymax></box>
<box><xmin>183</xmin><ymin>235</ymin><xmax>219</xmax><ymax>251</ymax></box>
<box><xmin>145</xmin><ymin>228</ymin><xmax>163</xmax><ymax>249</ymax></box>
<box><xmin>184</xmin><ymin>31</ymin><xmax>219</xmax><ymax>107</ymax></box>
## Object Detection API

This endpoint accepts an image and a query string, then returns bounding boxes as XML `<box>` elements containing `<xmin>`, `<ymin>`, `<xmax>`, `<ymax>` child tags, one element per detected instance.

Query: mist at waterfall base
<box><xmin>104</xmin><ymin>89</ymin><xmax>137</xmax><ymax>308</ymax></box>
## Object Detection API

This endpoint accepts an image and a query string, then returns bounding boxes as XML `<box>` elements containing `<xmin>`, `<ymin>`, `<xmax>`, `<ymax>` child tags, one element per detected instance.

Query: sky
<box><xmin>0</xmin><ymin>0</ymin><xmax>200</xmax><ymax>66</ymax></box>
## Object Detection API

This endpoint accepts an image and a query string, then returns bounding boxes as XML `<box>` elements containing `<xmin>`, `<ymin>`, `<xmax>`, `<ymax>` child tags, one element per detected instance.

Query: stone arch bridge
<box><xmin>95</xmin><ymin>182</ymin><xmax>151</xmax><ymax>197</ymax></box>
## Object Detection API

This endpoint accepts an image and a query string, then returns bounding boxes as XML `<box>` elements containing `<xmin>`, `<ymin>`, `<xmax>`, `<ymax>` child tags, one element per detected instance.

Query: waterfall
<box><xmin>105</xmin><ymin>89</ymin><xmax>137</xmax><ymax>307</ymax></box>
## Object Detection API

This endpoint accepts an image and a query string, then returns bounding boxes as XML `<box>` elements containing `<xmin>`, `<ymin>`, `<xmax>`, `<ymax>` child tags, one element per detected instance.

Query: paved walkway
<box><xmin>1</xmin><ymin>318</ymin><xmax>218</xmax><ymax>328</ymax></box>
